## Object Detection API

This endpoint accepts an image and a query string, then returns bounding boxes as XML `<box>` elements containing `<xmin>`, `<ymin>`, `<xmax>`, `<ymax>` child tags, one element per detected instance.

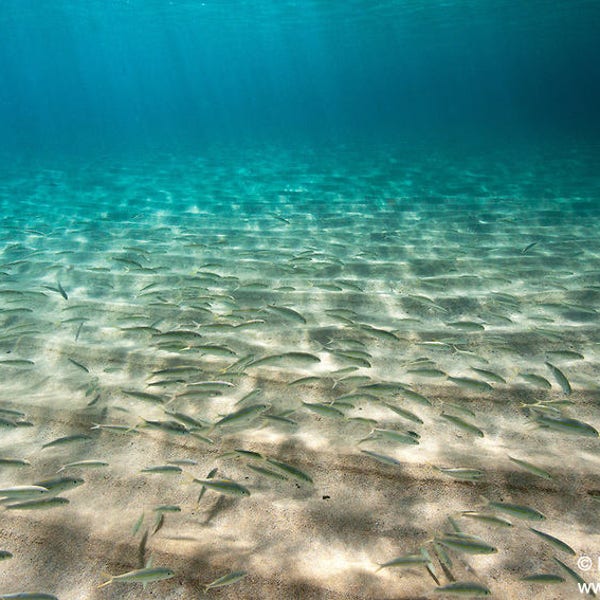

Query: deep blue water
<box><xmin>1</xmin><ymin>0</ymin><xmax>599</xmax><ymax>157</ymax></box>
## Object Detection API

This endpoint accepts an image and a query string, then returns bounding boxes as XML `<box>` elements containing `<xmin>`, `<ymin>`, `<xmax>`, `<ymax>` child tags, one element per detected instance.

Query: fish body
<box><xmin>0</xmin><ymin>486</ymin><xmax>48</xmax><ymax>501</ymax></box>
<box><xmin>529</xmin><ymin>527</ymin><xmax>575</xmax><ymax>555</ymax></box>
<box><xmin>57</xmin><ymin>460</ymin><xmax>108</xmax><ymax>472</ymax></box>
<box><xmin>193</xmin><ymin>478</ymin><xmax>250</xmax><ymax>496</ymax></box>
<box><xmin>434</xmin><ymin>581</ymin><xmax>491</xmax><ymax>596</ymax></box>
<box><xmin>213</xmin><ymin>404</ymin><xmax>268</xmax><ymax>428</ymax></box>
<box><xmin>204</xmin><ymin>570</ymin><xmax>248</xmax><ymax>590</ymax></box>
<box><xmin>98</xmin><ymin>567</ymin><xmax>175</xmax><ymax>588</ymax></box>
<box><xmin>536</xmin><ymin>414</ymin><xmax>598</xmax><ymax>437</ymax></box>
<box><xmin>376</xmin><ymin>554</ymin><xmax>429</xmax><ymax>571</ymax></box>
<box><xmin>487</xmin><ymin>501</ymin><xmax>545</xmax><ymax>521</ymax></box>
<box><xmin>5</xmin><ymin>497</ymin><xmax>69</xmax><ymax>510</ymax></box>
<box><xmin>33</xmin><ymin>477</ymin><xmax>84</xmax><ymax>494</ymax></box>
<box><xmin>545</xmin><ymin>361</ymin><xmax>572</xmax><ymax>394</ymax></box>
<box><xmin>441</xmin><ymin>413</ymin><xmax>484</xmax><ymax>437</ymax></box>
<box><xmin>437</xmin><ymin>467</ymin><xmax>484</xmax><ymax>481</ymax></box>
<box><xmin>1</xmin><ymin>594</ymin><xmax>59</xmax><ymax>600</ymax></box>
<box><xmin>437</xmin><ymin>533</ymin><xmax>497</xmax><ymax>555</ymax></box>
<box><xmin>265</xmin><ymin>458</ymin><xmax>313</xmax><ymax>483</ymax></box>
<box><xmin>508</xmin><ymin>456</ymin><xmax>552</xmax><ymax>480</ymax></box>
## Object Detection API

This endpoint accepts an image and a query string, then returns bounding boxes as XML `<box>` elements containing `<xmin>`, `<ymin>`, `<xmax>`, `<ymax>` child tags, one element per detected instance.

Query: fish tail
<box><xmin>97</xmin><ymin>576</ymin><xmax>113</xmax><ymax>588</ymax></box>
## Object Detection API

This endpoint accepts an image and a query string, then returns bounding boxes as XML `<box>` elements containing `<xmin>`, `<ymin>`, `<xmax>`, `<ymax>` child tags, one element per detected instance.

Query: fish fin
<box><xmin>181</xmin><ymin>470</ymin><xmax>197</xmax><ymax>484</ymax></box>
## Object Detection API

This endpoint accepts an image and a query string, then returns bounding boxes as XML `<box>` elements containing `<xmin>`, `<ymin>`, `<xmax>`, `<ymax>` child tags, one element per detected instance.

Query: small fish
<box><xmin>250</xmin><ymin>352</ymin><xmax>320</xmax><ymax>367</ymax></box>
<box><xmin>204</xmin><ymin>570</ymin><xmax>248</xmax><ymax>591</ymax></box>
<box><xmin>234</xmin><ymin>449</ymin><xmax>263</xmax><ymax>460</ymax></box>
<box><xmin>0</xmin><ymin>359</ymin><xmax>35</xmax><ymax>367</ymax></box>
<box><xmin>407</xmin><ymin>368</ymin><xmax>447</xmax><ymax>378</ymax></box>
<box><xmin>141</xmin><ymin>465</ymin><xmax>182</xmax><ymax>474</ymax></box>
<box><xmin>167</xmin><ymin>458</ymin><xmax>198</xmax><ymax>467</ymax></box>
<box><xmin>508</xmin><ymin>456</ymin><xmax>552</xmax><ymax>480</ymax></box>
<box><xmin>376</xmin><ymin>554</ymin><xmax>430</xmax><ymax>571</ymax></box>
<box><xmin>132</xmin><ymin>513</ymin><xmax>145</xmax><ymax>535</ymax></box>
<box><xmin>123</xmin><ymin>390</ymin><xmax>165</xmax><ymax>404</ymax></box>
<box><xmin>0</xmin><ymin>458</ymin><xmax>31</xmax><ymax>467</ymax></box>
<box><xmin>0</xmin><ymin>594</ymin><xmax>59</xmax><ymax>600</ymax></box>
<box><xmin>529</xmin><ymin>527</ymin><xmax>575</xmax><ymax>555</ymax></box>
<box><xmin>0</xmin><ymin>486</ymin><xmax>48</xmax><ymax>499</ymax></box>
<box><xmin>441</xmin><ymin>413</ymin><xmax>484</xmax><ymax>437</ymax></box>
<box><xmin>68</xmin><ymin>357</ymin><xmax>89</xmax><ymax>373</ymax></box>
<box><xmin>460</xmin><ymin>512</ymin><xmax>512</xmax><ymax>527</ymax></box>
<box><xmin>302</xmin><ymin>402</ymin><xmax>345</xmax><ymax>418</ymax></box>
<box><xmin>57</xmin><ymin>460</ymin><xmax>108</xmax><ymax>472</ymax></box>
<box><xmin>152</xmin><ymin>513</ymin><xmax>165</xmax><ymax>535</ymax></box>
<box><xmin>186</xmin><ymin>380</ymin><xmax>235</xmax><ymax>391</ymax></box>
<box><xmin>163</xmin><ymin>410</ymin><xmax>207</xmax><ymax>429</ymax></box>
<box><xmin>262</xmin><ymin>414</ymin><xmax>298</xmax><ymax>426</ymax></box>
<box><xmin>359</xmin><ymin>325</ymin><xmax>399</xmax><ymax>341</ymax></box>
<box><xmin>383</xmin><ymin>402</ymin><xmax>423</xmax><ymax>424</ymax></box>
<box><xmin>521</xmin><ymin>573</ymin><xmax>565</xmax><ymax>583</ymax></box>
<box><xmin>436</xmin><ymin>467</ymin><xmax>484</xmax><ymax>481</ymax></box>
<box><xmin>470</xmin><ymin>367</ymin><xmax>506</xmax><ymax>384</ymax></box>
<box><xmin>0</xmin><ymin>550</ymin><xmax>13</xmax><ymax>560</ymax></box>
<box><xmin>437</xmin><ymin>533</ymin><xmax>497</xmax><ymax>554</ymax></box>
<box><xmin>487</xmin><ymin>500</ymin><xmax>545</xmax><ymax>521</ymax></box>
<box><xmin>545</xmin><ymin>361</ymin><xmax>572</xmax><ymax>395</ymax></box>
<box><xmin>447</xmin><ymin>376</ymin><xmax>493</xmax><ymax>392</ymax></box>
<box><xmin>360</xmin><ymin>450</ymin><xmax>402</xmax><ymax>466</ymax></box>
<box><xmin>193</xmin><ymin>344</ymin><xmax>237</xmax><ymax>357</ymax></box>
<box><xmin>288</xmin><ymin>376</ymin><xmax>322</xmax><ymax>387</ymax></box>
<box><xmin>42</xmin><ymin>434</ymin><xmax>92</xmax><ymax>449</ymax></box>
<box><xmin>444</xmin><ymin>402</ymin><xmax>476</xmax><ymax>418</ymax></box>
<box><xmin>98</xmin><ymin>567</ymin><xmax>175</xmax><ymax>588</ymax></box>
<box><xmin>141</xmin><ymin>419</ymin><xmax>189</xmax><ymax>435</ymax></box>
<box><xmin>266</xmin><ymin>305</ymin><xmax>306</xmax><ymax>324</ymax></box>
<box><xmin>246</xmin><ymin>463</ymin><xmax>288</xmax><ymax>480</ymax></box>
<box><xmin>5</xmin><ymin>497</ymin><xmax>69</xmax><ymax>510</ymax></box>
<box><xmin>546</xmin><ymin>350</ymin><xmax>584</xmax><ymax>361</ymax></box>
<box><xmin>447</xmin><ymin>321</ymin><xmax>485</xmax><ymax>331</ymax></box>
<box><xmin>91</xmin><ymin>423</ymin><xmax>140</xmax><ymax>434</ymax></box>
<box><xmin>33</xmin><ymin>477</ymin><xmax>84</xmax><ymax>494</ymax></box>
<box><xmin>554</xmin><ymin>557</ymin><xmax>596</xmax><ymax>596</ymax></box>
<box><xmin>521</xmin><ymin>241</ymin><xmax>538</xmax><ymax>254</ymax></box>
<box><xmin>361</xmin><ymin>382</ymin><xmax>407</xmax><ymax>392</ymax></box>
<box><xmin>265</xmin><ymin>458</ymin><xmax>313</xmax><ymax>483</ymax></box>
<box><xmin>154</xmin><ymin>505</ymin><xmax>181</xmax><ymax>513</ymax></box>
<box><xmin>213</xmin><ymin>404</ymin><xmax>268</xmax><ymax>429</ymax></box>
<box><xmin>0</xmin><ymin>408</ymin><xmax>26</xmax><ymax>418</ymax></box>
<box><xmin>536</xmin><ymin>414</ymin><xmax>598</xmax><ymax>437</ymax></box>
<box><xmin>192</xmin><ymin>478</ymin><xmax>250</xmax><ymax>497</ymax></box>
<box><xmin>434</xmin><ymin>581</ymin><xmax>491</xmax><ymax>596</ymax></box>
<box><xmin>397</xmin><ymin>389</ymin><xmax>432</xmax><ymax>406</ymax></box>
<box><xmin>369</xmin><ymin>428</ymin><xmax>420</xmax><ymax>445</ymax></box>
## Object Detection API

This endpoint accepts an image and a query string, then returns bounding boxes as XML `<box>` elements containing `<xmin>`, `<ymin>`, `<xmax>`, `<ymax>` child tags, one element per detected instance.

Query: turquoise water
<box><xmin>0</xmin><ymin>2</ymin><xmax>600</xmax><ymax>599</ymax></box>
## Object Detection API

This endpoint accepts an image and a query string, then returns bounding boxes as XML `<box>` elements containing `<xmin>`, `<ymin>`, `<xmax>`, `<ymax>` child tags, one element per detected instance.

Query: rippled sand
<box><xmin>0</xmin><ymin>144</ymin><xmax>599</xmax><ymax>599</ymax></box>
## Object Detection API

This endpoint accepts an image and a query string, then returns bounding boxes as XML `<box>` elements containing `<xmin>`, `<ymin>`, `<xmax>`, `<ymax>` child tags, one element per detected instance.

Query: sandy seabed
<box><xmin>0</xmin><ymin>144</ymin><xmax>599</xmax><ymax>599</ymax></box>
